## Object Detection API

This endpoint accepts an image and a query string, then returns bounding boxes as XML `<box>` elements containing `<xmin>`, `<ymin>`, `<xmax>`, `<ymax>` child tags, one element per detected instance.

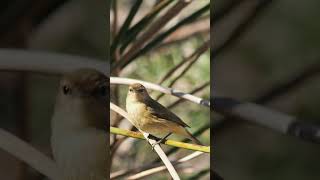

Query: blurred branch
<box><xmin>0</xmin><ymin>128</ymin><xmax>60</xmax><ymax>179</ymax></box>
<box><xmin>188</xmin><ymin>168</ymin><xmax>209</xmax><ymax>180</ymax></box>
<box><xmin>110</xmin><ymin>151</ymin><xmax>204</xmax><ymax>179</ymax></box>
<box><xmin>110</xmin><ymin>77</ymin><xmax>210</xmax><ymax>107</ymax></box>
<box><xmin>119</xmin><ymin>0</ymin><xmax>173</xmax><ymax>54</ymax></box>
<box><xmin>167</xmin><ymin>81</ymin><xmax>210</xmax><ymax>109</ymax></box>
<box><xmin>110</xmin><ymin>103</ymin><xmax>181</xmax><ymax>180</ymax></box>
<box><xmin>156</xmin><ymin>40</ymin><xmax>210</xmax><ymax>100</ymax></box>
<box><xmin>110</xmin><ymin>127</ymin><xmax>210</xmax><ymax>153</ymax></box>
<box><xmin>153</xmin><ymin>28</ymin><xmax>209</xmax><ymax>54</ymax></box>
<box><xmin>0</xmin><ymin>49</ymin><xmax>108</xmax><ymax>75</ymax></box>
<box><xmin>255</xmin><ymin>64</ymin><xmax>320</xmax><ymax>104</ymax></box>
<box><xmin>157</xmin><ymin>40</ymin><xmax>209</xmax><ymax>85</ymax></box>
<box><xmin>211</xmin><ymin>0</ymin><xmax>243</xmax><ymax>24</ymax></box>
<box><xmin>110</xmin><ymin>0</ymin><xmax>143</xmax><ymax>61</ymax></box>
<box><xmin>127</xmin><ymin>151</ymin><xmax>204</xmax><ymax>180</ymax></box>
<box><xmin>129</xmin><ymin>2</ymin><xmax>210</xmax><ymax>63</ymax></box>
<box><xmin>113</xmin><ymin>0</ymin><xmax>192</xmax><ymax>71</ymax></box>
<box><xmin>161</xmin><ymin>18</ymin><xmax>209</xmax><ymax>44</ymax></box>
<box><xmin>213</xmin><ymin>97</ymin><xmax>320</xmax><ymax>143</ymax></box>
<box><xmin>212</xmin><ymin>0</ymin><xmax>273</xmax><ymax>59</ymax></box>
<box><xmin>214</xmin><ymin>61</ymin><xmax>320</xmax><ymax>133</ymax></box>
<box><xmin>112</xmin><ymin>0</ymin><xmax>118</xmax><ymax>39</ymax></box>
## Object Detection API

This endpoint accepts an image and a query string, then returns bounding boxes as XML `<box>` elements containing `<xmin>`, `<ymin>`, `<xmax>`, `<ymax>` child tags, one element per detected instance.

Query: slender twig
<box><xmin>156</xmin><ymin>40</ymin><xmax>209</xmax><ymax>100</ymax></box>
<box><xmin>110</xmin><ymin>127</ymin><xmax>210</xmax><ymax>153</ymax></box>
<box><xmin>110</xmin><ymin>103</ymin><xmax>181</xmax><ymax>180</ymax></box>
<box><xmin>152</xmin><ymin>28</ymin><xmax>209</xmax><ymax>54</ymax></box>
<box><xmin>166</xmin><ymin>40</ymin><xmax>209</xmax><ymax>87</ymax></box>
<box><xmin>161</xmin><ymin>19</ymin><xmax>209</xmax><ymax>45</ymax></box>
<box><xmin>110</xmin><ymin>0</ymin><xmax>143</xmax><ymax>58</ymax></box>
<box><xmin>127</xmin><ymin>151</ymin><xmax>204</xmax><ymax>180</ymax></box>
<box><xmin>0</xmin><ymin>128</ymin><xmax>60</xmax><ymax>180</ymax></box>
<box><xmin>110</xmin><ymin>151</ymin><xmax>204</xmax><ymax>179</ymax></box>
<box><xmin>130</xmin><ymin>2</ymin><xmax>210</xmax><ymax>62</ymax></box>
<box><xmin>167</xmin><ymin>81</ymin><xmax>210</xmax><ymax>109</ymax></box>
<box><xmin>157</xmin><ymin>40</ymin><xmax>209</xmax><ymax>85</ymax></box>
<box><xmin>110</xmin><ymin>77</ymin><xmax>210</xmax><ymax>107</ymax></box>
<box><xmin>113</xmin><ymin>0</ymin><xmax>192</xmax><ymax>71</ymax></box>
<box><xmin>119</xmin><ymin>0</ymin><xmax>173</xmax><ymax>54</ymax></box>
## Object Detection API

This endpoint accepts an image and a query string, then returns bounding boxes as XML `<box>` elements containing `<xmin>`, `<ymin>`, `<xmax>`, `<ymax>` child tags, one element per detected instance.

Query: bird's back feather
<box><xmin>144</xmin><ymin>97</ymin><xmax>190</xmax><ymax>128</ymax></box>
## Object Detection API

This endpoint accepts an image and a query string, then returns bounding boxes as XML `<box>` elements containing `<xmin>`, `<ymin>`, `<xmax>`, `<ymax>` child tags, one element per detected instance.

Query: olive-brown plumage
<box><xmin>126</xmin><ymin>83</ymin><xmax>202</xmax><ymax>145</ymax></box>
<box><xmin>51</xmin><ymin>68</ymin><xmax>108</xmax><ymax>180</ymax></box>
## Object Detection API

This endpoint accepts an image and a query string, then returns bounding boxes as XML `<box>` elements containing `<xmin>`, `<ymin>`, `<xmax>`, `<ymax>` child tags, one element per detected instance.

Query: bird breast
<box><xmin>126</xmin><ymin>100</ymin><xmax>148</xmax><ymax>128</ymax></box>
<box><xmin>51</xmin><ymin>129</ymin><xmax>107</xmax><ymax>180</ymax></box>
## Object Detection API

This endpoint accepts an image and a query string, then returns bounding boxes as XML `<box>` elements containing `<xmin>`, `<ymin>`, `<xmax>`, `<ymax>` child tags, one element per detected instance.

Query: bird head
<box><xmin>127</xmin><ymin>83</ymin><xmax>150</xmax><ymax>102</ymax></box>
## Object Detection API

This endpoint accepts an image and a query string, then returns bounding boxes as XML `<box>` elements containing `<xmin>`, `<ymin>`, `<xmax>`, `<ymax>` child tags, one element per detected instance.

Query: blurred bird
<box><xmin>126</xmin><ymin>83</ymin><xmax>202</xmax><ymax>146</ymax></box>
<box><xmin>51</xmin><ymin>68</ymin><xmax>108</xmax><ymax>180</ymax></box>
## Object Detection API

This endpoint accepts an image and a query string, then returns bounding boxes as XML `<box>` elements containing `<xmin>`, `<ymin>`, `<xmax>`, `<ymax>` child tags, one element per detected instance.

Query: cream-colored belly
<box><xmin>51</xmin><ymin>129</ymin><xmax>107</xmax><ymax>180</ymax></box>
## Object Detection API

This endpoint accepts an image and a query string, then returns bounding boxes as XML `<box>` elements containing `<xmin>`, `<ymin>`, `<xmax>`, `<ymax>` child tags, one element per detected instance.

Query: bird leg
<box><xmin>150</xmin><ymin>133</ymin><xmax>172</xmax><ymax>150</ymax></box>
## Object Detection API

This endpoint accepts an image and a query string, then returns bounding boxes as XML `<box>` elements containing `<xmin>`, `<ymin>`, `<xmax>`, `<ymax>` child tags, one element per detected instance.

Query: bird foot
<box><xmin>148</xmin><ymin>133</ymin><xmax>171</xmax><ymax>151</ymax></box>
<box><xmin>151</xmin><ymin>139</ymin><xmax>164</xmax><ymax>150</ymax></box>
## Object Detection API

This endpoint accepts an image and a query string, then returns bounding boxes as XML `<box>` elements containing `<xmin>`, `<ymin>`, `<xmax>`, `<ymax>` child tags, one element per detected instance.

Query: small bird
<box><xmin>51</xmin><ymin>68</ymin><xmax>108</xmax><ymax>180</ymax></box>
<box><xmin>126</xmin><ymin>83</ymin><xmax>202</xmax><ymax>146</ymax></box>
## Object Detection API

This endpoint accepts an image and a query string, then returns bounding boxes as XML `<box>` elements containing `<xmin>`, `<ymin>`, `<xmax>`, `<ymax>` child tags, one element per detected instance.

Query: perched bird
<box><xmin>126</xmin><ymin>83</ymin><xmax>202</xmax><ymax>146</ymax></box>
<box><xmin>51</xmin><ymin>68</ymin><xmax>108</xmax><ymax>180</ymax></box>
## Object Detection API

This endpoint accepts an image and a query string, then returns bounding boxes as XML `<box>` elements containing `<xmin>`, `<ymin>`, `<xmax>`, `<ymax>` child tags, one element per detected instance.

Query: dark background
<box><xmin>0</xmin><ymin>0</ymin><xmax>107</xmax><ymax>179</ymax></box>
<box><xmin>213</xmin><ymin>0</ymin><xmax>320</xmax><ymax>179</ymax></box>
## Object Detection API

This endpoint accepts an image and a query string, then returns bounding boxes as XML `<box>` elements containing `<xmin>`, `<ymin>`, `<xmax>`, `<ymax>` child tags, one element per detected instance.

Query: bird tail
<box><xmin>185</xmin><ymin>130</ymin><xmax>203</xmax><ymax>145</ymax></box>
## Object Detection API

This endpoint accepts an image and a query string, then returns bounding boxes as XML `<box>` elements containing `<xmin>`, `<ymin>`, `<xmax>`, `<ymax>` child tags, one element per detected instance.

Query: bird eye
<box><xmin>62</xmin><ymin>85</ymin><xmax>71</xmax><ymax>95</ymax></box>
<box><xmin>137</xmin><ymin>89</ymin><xmax>144</xmax><ymax>93</ymax></box>
<box><xmin>129</xmin><ymin>89</ymin><xmax>133</xmax><ymax>92</ymax></box>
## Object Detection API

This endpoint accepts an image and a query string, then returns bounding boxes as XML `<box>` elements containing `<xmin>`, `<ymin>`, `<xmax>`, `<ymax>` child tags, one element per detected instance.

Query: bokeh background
<box><xmin>213</xmin><ymin>0</ymin><xmax>320</xmax><ymax>179</ymax></box>
<box><xmin>0</xmin><ymin>0</ymin><xmax>107</xmax><ymax>179</ymax></box>
<box><xmin>110</xmin><ymin>0</ymin><xmax>210</xmax><ymax>179</ymax></box>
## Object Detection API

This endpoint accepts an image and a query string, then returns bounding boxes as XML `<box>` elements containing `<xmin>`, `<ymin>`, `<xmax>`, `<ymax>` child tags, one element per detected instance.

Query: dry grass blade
<box><xmin>114</xmin><ymin>0</ymin><xmax>192</xmax><ymax>70</ymax></box>
<box><xmin>127</xmin><ymin>151</ymin><xmax>204</xmax><ymax>180</ymax></box>
<box><xmin>158</xmin><ymin>39</ymin><xmax>210</xmax><ymax>85</ymax></box>
<box><xmin>156</xmin><ymin>40</ymin><xmax>210</xmax><ymax>100</ymax></box>
<box><xmin>111</xmin><ymin>151</ymin><xmax>204</xmax><ymax>179</ymax></box>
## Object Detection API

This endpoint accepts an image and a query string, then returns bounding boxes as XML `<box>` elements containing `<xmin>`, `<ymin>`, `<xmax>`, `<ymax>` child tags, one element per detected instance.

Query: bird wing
<box><xmin>145</xmin><ymin>97</ymin><xmax>190</xmax><ymax>127</ymax></box>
